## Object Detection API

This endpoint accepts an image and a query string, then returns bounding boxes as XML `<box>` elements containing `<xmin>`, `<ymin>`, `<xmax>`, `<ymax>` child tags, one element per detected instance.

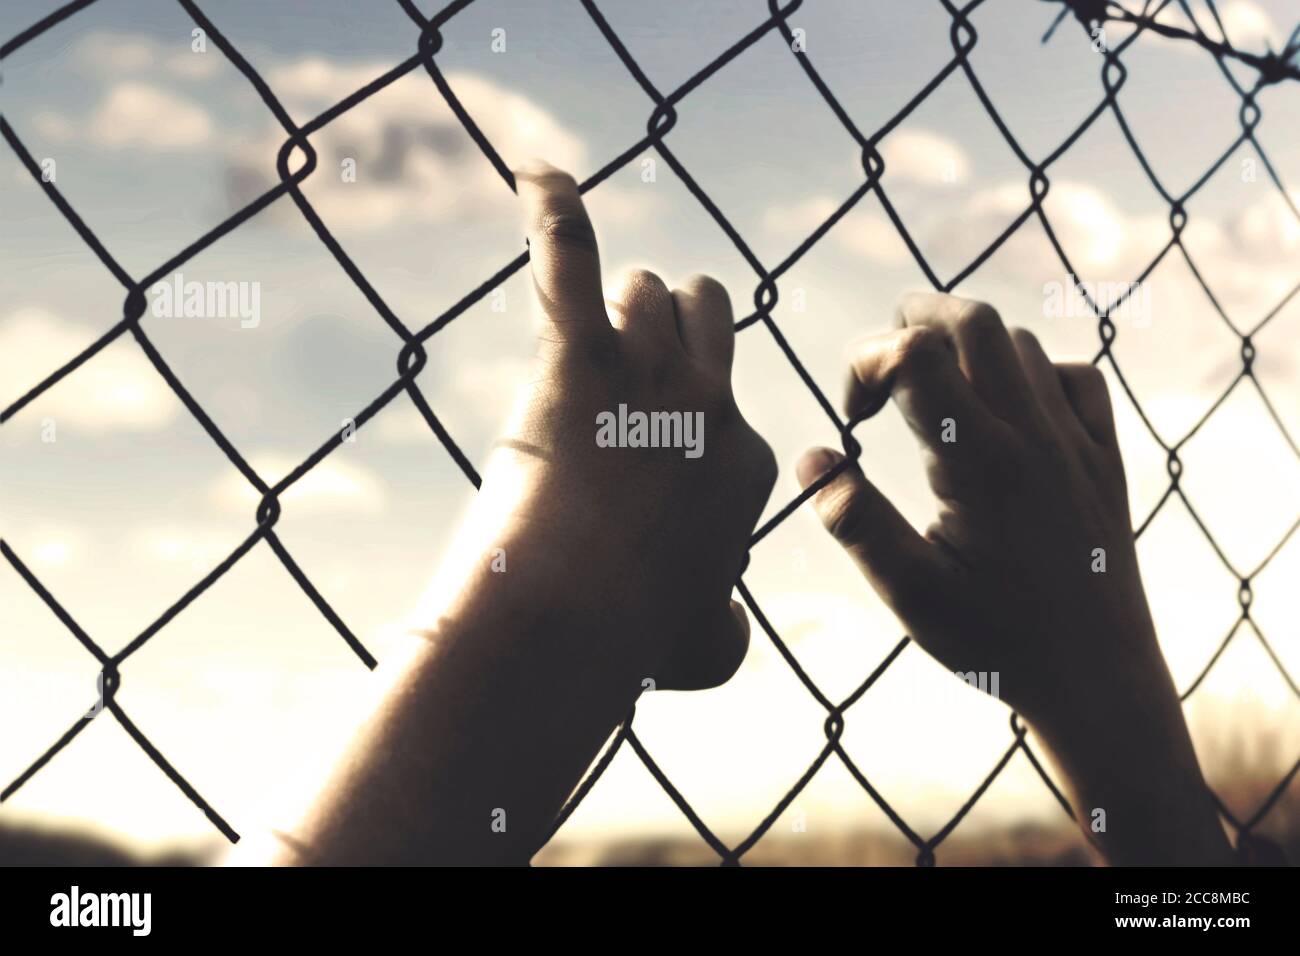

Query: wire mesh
<box><xmin>2</xmin><ymin>0</ymin><xmax>1297</xmax><ymax>865</ymax></box>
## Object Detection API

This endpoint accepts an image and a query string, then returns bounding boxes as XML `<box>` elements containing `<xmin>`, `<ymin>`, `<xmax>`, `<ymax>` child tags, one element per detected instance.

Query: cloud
<box><xmin>918</xmin><ymin>179</ymin><xmax>1299</xmax><ymax>323</ymax></box>
<box><xmin>759</xmin><ymin>173</ymin><xmax>1300</xmax><ymax>330</ymax></box>
<box><xmin>91</xmin><ymin>83</ymin><xmax>214</xmax><ymax>150</ymax></box>
<box><xmin>224</xmin><ymin>62</ymin><xmax>583</xmax><ymax>229</ymax></box>
<box><xmin>0</xmin><ymin>309</ymin><xmax>178</xmax><ymax>430</ymax></box>
<box><xmin>209</xmin><ymin>454</ymin><xmax>388</xmax><ymax>515</ymax></box>
<box><xmin>37</xmin><ymin>83</ymin><xmax>215</xmax><ymax>151</ymax></box>
<box><xmin>222</xmin><ymin>61</ymin><xmax>615</xmax><ymax>232</ymax></box>
<box><xmin>1222</xmin><ymin>188</ymin><xmax>1300</xmax><ymax>261</ymax></box>
<box><xmin>762</xmin><ymin>195</ymin><xmax>911</xmax><ymax>265</ymax></box>
<box><xmin>70</xmin><ymin>32</ymin><xmax>224</xmax><ymax>80</ymax></box>
<box><xmin>761</xmin><ymin>129</ymin><xmax>969</xmax><ymax>264</ymax></box>
<box><xmin>964</xmin><ymin>179</ymin><xmax>1164</xmax><ymax>275</ymax></box>
<box><xmin>879</xmin><ymin>129</ymin><xmax>969</xmax><ymax>185</ymax></box>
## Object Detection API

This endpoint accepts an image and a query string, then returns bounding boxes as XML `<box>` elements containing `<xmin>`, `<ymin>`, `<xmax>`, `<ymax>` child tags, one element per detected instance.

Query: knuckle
<box><xmin>626</xmin><ymin>268</ymin><xmax>669</xmax><ymax>296</ymax></box>
<box><xmin>1008</xmin><ymin>325</ymin><xmax>1039</xmax><ymax>349</ymax></box>
<box><xmin>956</xmin><ymin>300</ymin><xmax>1004</xmax><ymax>338</ymax></box>
<box><xmin>537</xmin><ymin>202</ymin><xmax>597</xmax><ymax>250</ymax></box>
<box><xmin>893</xmin><ymin>325</ymin><xmax>947</xmax><ymax>372</ymax></box>
<box><xmin>683</xmin><ymin>273</ymin><xmax>728</xmax><ymax>303</ymax></box>
<box><xmin>620</xmin><ymin>269</ymin><xmax>671</xmax><ymax>313</ymax></box>
<box><xmin>819</xmin><ymin>483</ymin><xmax>865</xmax><ymax>544</ymax></box>
<box><xmin>1062</xmin><ymin>362</ymin><xmax>1111</xmax><ymax>407</ymax></box>
<box><xmin>1079</xmin><ymin>363</ymin><xmax>1108</xmax><ymax>393</ymax></box>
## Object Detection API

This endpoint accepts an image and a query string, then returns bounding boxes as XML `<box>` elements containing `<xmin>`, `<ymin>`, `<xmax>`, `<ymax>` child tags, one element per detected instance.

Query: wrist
<box><xmin>1021</xmin><ymin>660</ymin><xmax>1232</xmax><ymax>865</ymax></box>
<box><xmin>438</xmin><ymin>519</ymin><xmax>667</xmax><ymax>688</ymax></box>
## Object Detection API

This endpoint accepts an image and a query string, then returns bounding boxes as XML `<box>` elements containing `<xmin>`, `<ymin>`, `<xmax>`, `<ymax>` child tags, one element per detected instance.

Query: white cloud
<box><xmin>1014</xmin><ymin>180</ymin><xmax>1159</xmax><ymax>273</ymax></box>
<box><xmin>209</xmin><ymin>454</ymin><xmax>387</xmax><ymax>515</ymax></box>
<box><xmin>759</xmin><ymin>130</ymin><xmax>968</xmax><ymax>264</ymax></box>
<box><xmin>879</xmin><ymin>129</ymin><xmax>969</xmax><ymax>185</ymax></box>
<box><xmin>71</xmin><ymin>32</ymin><xmax>224</xmax><ymax>80</ymax></box>
<box><xmin>759</xmin><ymin>175</ymin><xmax>1300</xmax><ymax>328</ymax></box>
<box><xmin>25</xmin><ymin>69</ymin><xmax>215</xmax><ymax>152</ymax></box>
<box><xmin>86</xmin><ymin>83</ymin><xmax>214</xmax><ymax>150</ymax></box>
<box><xmin>268</xmin><ymin>62</ymin><xmax>586</xmax><ymax>171</ymax></box>
<box><xmin>37</xmin><ymin>82</ymin><xmax>217</xmax><ymax>151</ymax></box>
<box><xmin>0</xmin><ymin>309</ymin><xmax>178</xmax><ymax>430</ymax></box>
<box><xmin>1225</xmin><ymin>188</ymin><xmax>1300</xmax><ymax>259</ymax></box>
<box><xmin>762</xmin><ymin>195</ymin><xmax>914</xmax><ymax>265</ymax></box>
<box><xmin>223</xmin><ymin>62</ymin><xmax>634</xmax><ymax>233</ymax></box>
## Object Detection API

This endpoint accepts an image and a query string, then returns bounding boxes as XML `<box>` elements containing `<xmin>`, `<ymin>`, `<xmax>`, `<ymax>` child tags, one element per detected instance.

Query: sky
<box><xmin>2</xmin><ymin>0</ymin><xmax>1299</xmax><ymax>858</ymax></box>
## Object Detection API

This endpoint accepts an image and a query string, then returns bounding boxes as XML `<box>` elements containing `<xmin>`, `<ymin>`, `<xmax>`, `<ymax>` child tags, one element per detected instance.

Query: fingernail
<box><xmin>796</xmin><ymin>447</ymin><xmax>843</xmax><ymax>489</ymax></box>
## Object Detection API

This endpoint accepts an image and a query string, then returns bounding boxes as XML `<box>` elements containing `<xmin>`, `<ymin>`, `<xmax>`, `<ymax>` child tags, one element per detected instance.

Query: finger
<box><xmin>897</xmin><ymin>292</ymin><xmax>1036</xmax><ymax>427</ymax></box>
<box><xmin>796</xmin><ymin>446</ymin><xmax>937</xmax><ymax>615</ymax></box>
<box><xmin>1008</xmin><ymin>327</ymin><xmax>1085</xmax><ymax>441</ymax></box>
<box><xmin>672</xmin><ymin>274</ymin><xmax>734</xmax><ymax>370</ymax></box>
<box><xmin>660</xmin><ymin>600</ymin><xmax>750</xmax><ymax>691</ymax></box>
<box><xmin>515</xmin><ymin>159</ymin><xmax>608</xmax><ymax>337</ymax></box>
<box><xmin>1057</xmin><ymin>362</ymin><xmax>1118</xmax><ymax>447</ymax></box>
<box><xmin>846</xmin><ymin>325</ymin><xmax>1000</xmax><ymax>458</ymax></box>
<box><xmin>606</xmin><ymin>268</ymin><xmax>677</xmax><ymax>346</ymax></box>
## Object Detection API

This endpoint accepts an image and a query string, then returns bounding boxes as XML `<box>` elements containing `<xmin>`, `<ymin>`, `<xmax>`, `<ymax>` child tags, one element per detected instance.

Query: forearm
<box><xmin>281</xmin><ymin>552</ymin><xmax>645</xmax><ymax>865</ymax></box>
<box><xmin>1028</xmin><ymin>662</ymin><xmax>1234</xmax><ymax>866</ymax></box>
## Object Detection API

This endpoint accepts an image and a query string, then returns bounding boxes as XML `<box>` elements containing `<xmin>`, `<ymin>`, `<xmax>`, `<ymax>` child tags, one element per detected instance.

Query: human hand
<box><xmin>796</xmin><ymin>292</ymin><xmax>1161</xmax><ymax>729</ymax></box>
<box><xmin>278</xmin><ymin>164</ymin><xmax>777</xmax><ymax>865</ymax></box>
<box><xmin>796</xmin><ymin>292</ymin><xmax>1231</xmax><ymax>864</ymax></box>
<box><xmin>444</xmin><ymin>160</ymin><xmax>776</xmax><ymax>690</ymax></box>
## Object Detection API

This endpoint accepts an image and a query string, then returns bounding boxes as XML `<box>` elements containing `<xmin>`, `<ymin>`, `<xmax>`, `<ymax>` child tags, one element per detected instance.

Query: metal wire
<box><xmin>2</xmin><ymin>0</ymin><xmax>1297</xmax><ymax>865</ymax></box>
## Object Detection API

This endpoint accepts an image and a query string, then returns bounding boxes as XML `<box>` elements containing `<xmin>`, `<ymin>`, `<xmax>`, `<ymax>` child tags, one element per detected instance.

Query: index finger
<box><xmin>846</xmin><ymin>324</ymin><xmax>1000</xmax><ymax>459</ymax></box>
<box><xmin>515</xmin><ymin>160</ymin><xmax>608</xmax><ymax>336</ymax></box>
<box><xmin>896</xmin><ymin>292</ymin><xmax>1036</xmax><ymax>428</ymax></box>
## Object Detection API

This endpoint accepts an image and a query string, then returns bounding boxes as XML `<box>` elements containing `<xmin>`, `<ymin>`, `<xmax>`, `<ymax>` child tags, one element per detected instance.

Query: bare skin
<box><xmin>273</xmin><ymin>161</ymin><xmax>775</xmax><ymax>864</ymax></box>
<box><xmin>272</xmin><ymin>163</ymin><xmax>1231</xmax><ymax>867</ymax></box>
<box><xmin>796</xmin><ymin>293</ymin><xmax>1233</xmax><ymax>866</ymax></box>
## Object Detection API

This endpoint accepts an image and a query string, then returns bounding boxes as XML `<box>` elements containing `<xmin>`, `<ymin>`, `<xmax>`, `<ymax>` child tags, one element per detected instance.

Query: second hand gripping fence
<box><xmin>2</xmin><ymin>0</ymin><xmax>1298</xmax><ymax>865</ymax></box>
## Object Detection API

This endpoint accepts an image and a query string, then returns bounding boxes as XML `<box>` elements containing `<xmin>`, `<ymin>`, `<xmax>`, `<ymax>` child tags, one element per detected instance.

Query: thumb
<box><xmin>796</xmin><ymin>447</ymin><xmax>937</xmax><ymax>617</ymax></box>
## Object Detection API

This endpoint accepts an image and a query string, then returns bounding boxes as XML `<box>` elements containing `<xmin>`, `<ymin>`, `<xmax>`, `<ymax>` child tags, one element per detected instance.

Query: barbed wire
<box><xmin>1</xmin><ymin>0</ymin><xmax>1297</xmax><ymax>865</ymax></box>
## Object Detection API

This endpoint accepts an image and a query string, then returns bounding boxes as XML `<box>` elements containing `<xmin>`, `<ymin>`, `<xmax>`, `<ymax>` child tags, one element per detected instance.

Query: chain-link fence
<box><xmin>2</xmin><ymin>0</ymin><xmax>1297</xmax><ymax>865</ymax></box>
